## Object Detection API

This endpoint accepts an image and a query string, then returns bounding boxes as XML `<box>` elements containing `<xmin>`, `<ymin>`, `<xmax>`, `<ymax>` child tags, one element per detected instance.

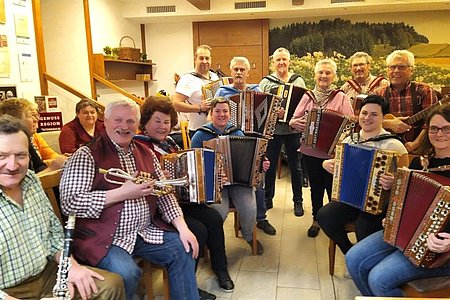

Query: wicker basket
<box><xmin>118</xmin><ymin>36</ymin><xmax>141</xmax><ymax>61</ymax></box>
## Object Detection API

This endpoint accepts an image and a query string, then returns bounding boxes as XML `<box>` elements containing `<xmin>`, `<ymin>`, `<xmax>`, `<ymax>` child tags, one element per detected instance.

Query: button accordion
<box><xmin>229</xmin><ymin>90</ymin><xmax>282</xmax><ymax>139</ymax></box>
<box><xmin>160</xmin><ymin>148</ymin><xmax>223</xmax><ymax>204</ymax></box>
<box><xmin>203</xmin><ymin>135</ymin><xmax>267</xmax><ymax>187</ymax></box>
<box><xmin>271</xmin><ymin>83</ymin><xmax>307</xmax><ymax>123</ymax></box>
<box><xmin>300</xmin><ymin>108</ymin><xmax>355</xmax><ymax>159</ymax></box>
<box><xmin>331</xmin><ymin>143</ymin><xmax>398</xmax><ymax>215</ymax></box>
<box><xmin>384</xmin><ymin>168</ymin><xmax>450</xmax><ymax>268</ymax></box>
<box><xmin>201</xmin><ymin>77</ymin><xmax>233</xmax><ymax>99</ymax></box>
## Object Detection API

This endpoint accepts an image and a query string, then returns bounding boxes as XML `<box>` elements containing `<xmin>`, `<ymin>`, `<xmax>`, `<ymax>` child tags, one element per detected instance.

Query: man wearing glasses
<box><xmin>376</xmin><ymin>49</ymin><xmax>437</xmax><ymax>152</ymax></box>
<box><xmin>341</xmin><ymin>51</ymin><xmax>389</xmax><ymax>106</ymax></box>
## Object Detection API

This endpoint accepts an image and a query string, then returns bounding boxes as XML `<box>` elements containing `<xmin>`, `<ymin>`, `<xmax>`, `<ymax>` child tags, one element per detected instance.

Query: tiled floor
<box><xmin>149</xmin><ymin>164</ymin><xmax>361</xmax><ymax>300</ymax></box>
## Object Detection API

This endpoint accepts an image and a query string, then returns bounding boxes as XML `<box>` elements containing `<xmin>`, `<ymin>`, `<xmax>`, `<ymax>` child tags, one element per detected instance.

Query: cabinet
<box><xmin>93</xmin><ymin>54</ymin><xmax>156</xmax><ymax>98</ymax></box>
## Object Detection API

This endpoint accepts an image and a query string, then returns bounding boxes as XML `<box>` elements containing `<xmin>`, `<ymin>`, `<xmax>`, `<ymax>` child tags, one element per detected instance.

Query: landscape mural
<box><xmin>269</xmin><ymin>18</ymin><xmax>450</xmax><ymax>91</ymax></box>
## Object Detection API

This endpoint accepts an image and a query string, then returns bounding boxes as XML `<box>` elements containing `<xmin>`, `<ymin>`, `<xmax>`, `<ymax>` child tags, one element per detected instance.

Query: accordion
<box><xmin>229</xmin><ymin>91</ymin><xmax>282</xmax><ymax>139</ymax></box>
<box><xmin>384</xmin><ymin>168</ymin><xmax>450</xmax><ymax>268</ymax></box>
<box><xmin>300</xmin><ymin>108</ymin><xmax>355</xmax><ymax>159</ymax></box>
<box><xmin>160</xmin><ymin>148</ymin><xmax>223</xmax><ymax>204</ymax></box>
<box><xmin>331</xmin><ymin>143</ymin><xmax>398</xmax><ymax>215</ymax></box>
<box><xmin>202</xmin><ymin>77</ymin><xmax>233</xmax><ymax>99</ymax></box>
<box><xmin>271</xmin><ymin>83</ymin><xmax>307</xmax><ymax>123</ymax></box>
<box><xmin>203</xmin><ymin>135</ymin><xmax>267</xmax><ymax>187</ymax></box>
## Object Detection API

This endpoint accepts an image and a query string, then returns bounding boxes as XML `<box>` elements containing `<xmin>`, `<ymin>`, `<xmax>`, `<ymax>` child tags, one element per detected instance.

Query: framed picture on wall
<box><xmin>0</xmin><ymin>0</ymin><xmax>6</xmax><ymax>24</ymax></box>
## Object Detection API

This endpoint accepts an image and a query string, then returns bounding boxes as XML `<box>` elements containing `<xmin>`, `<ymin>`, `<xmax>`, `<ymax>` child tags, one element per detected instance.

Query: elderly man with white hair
<box><xmin>375</xmin><ymin>49</ymin><xmax>437</xmax><ymax>152</ymax></box>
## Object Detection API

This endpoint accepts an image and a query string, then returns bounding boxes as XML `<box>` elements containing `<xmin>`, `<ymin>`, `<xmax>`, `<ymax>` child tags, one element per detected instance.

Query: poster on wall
<box><xmin>18</xmin><ymin>52</ymin><xmax>32</xmax><ymax>82</ymax></box>
<box><xmin>0</xmin><ymin>0</ymin><xmax>6</xmax><ymax>24</ymax></box>
<box><xmin>14</xmin><ymin>14</ymin><xmax>29</xmax><ymax>44</ymax></box>
<box><xmin>0</xmin><ymin>34</ymin><xmax>10</xmax><ymax>77</ymax></box>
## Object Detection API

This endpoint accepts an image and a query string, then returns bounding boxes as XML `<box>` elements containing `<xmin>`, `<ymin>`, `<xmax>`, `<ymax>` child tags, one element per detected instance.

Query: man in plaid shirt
<box><xmin>0</xmin><ymin>115</ymin><xmax>124</xmax><ymax>299</ymax></box>
<box><xmin>376</xmin><ymin>49</ymin><xmax>438</xmax><ymax>152</ymax></box>
<box><xmin>60</xmin><ymin>99</ymin><xmax>199</xmax><ymax>300</ymax></box>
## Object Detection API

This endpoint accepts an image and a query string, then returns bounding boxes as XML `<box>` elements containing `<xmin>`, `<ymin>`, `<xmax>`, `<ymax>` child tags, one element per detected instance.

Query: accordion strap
<box><xmin>357</xmin><ymin>133</ymin><xmax>403</xmax><ymax>144</ymax></box>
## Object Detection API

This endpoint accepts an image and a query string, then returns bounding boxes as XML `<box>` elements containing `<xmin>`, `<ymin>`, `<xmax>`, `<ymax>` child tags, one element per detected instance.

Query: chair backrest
<box><xmin>180</xmin><ymin>120</ymin><xmax>191</xmax><ymax>150</ymax></box>
<box><xmin>38</xmin><ymin>130</ymin><xmax>62</xmax><ymax>154</ymax></box>
<box><xmin>38</xmin><ymin>169</ymin><xmax>63</xmax><ymax>223</ymax></box>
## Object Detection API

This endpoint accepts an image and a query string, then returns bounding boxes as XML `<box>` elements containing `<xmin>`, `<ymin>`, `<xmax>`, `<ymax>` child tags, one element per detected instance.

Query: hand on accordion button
<box><xmin>379</xmin><ymin>172</ymin><xmax>394</xmax><ymax>190</ymax></box>
<box><xmin>427</xmin><ymin>232</ymin><xmax>450</xmax><ymax>253</ymax></box>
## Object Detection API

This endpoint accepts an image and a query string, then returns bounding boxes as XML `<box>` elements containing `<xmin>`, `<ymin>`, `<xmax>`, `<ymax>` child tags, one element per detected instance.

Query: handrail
<box><xmin>43</xmin><ymin>72</ymin><xmax>105</xmax><ymax>113</ymax></box>
<box><xmin>93</xmin><ymin>74</ymin><xmax>144</xmax><ymax>105</ymax></box>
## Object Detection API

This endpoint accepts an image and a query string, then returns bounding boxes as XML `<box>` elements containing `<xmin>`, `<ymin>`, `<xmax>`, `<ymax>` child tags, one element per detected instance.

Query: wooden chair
<box><xmin>141</xmin><ymin>259</ymin><xmax>170</xmax><ymax>300</ymax></box>
<box><xmin>38</xmin><ymin>169</ymin><xmax>63</xmax><ymax>222</ymax></box>
<box><xmin>180</xmin><ymin>120</ymin><xmax>191</xmax><ymax>150</ymax></box>
<box><xmin>400</xmin><ymin>276</ymin><xmax>450</xmax><ymax>298</ymax></box>
<box><xmin>328</xmin><ymin>222</ymin><xmax>356</xmax><ymax>276</ymax></box>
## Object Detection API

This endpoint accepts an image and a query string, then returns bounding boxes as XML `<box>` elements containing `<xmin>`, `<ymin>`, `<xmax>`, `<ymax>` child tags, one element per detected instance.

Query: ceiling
<box><xmin>119</xmin><ymin>0</ymin><xmax>450</xmax><ymax>24</ymax></box>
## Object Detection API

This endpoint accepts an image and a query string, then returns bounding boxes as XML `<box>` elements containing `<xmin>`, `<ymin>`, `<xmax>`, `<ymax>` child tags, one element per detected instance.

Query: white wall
<box><xmin>145</xmin><ymin>22</ymin><xmax>194</xmax><ymax>96</ymax></box>
<box><xmin>0</xmin><ymin>0</ymin><xmax>40</xmax><ymax>99</ymax></box>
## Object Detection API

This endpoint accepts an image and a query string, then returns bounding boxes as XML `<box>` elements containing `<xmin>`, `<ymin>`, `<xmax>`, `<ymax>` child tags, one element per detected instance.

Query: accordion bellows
<box><xmin>331</xmin><ymin>143</ymin><xmax>397</xmax><ymax>215</ymax></box>
<box><xmin>301</xmin><ymin>108</ymin><xmax>354</xmax><ymax>159</ymax></box>
<box><xmin>161</xmin><ymin>148</ymin><xmax>223</xmax><ymax>204</ymax></box>
<box><xmin>203</xmin><ymin>135</ymin><xmax>267</xmax><ymax>187</ymax></box>
<box><xmin>229</xmin><ymin>91</ymin><xmax>282</xmax><ymax>139</ymax></box>
<box><xmin>384</xmin><ymin>168</ymin><xmax>450</xmax><ymax>268</ymax></box>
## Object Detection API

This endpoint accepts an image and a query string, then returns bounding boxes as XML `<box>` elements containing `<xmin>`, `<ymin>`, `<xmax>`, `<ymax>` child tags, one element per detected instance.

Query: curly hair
<box><xmin>139</xmin><ymin>96</ymin><xmax>178</xmax><ymax>131</ymax></box>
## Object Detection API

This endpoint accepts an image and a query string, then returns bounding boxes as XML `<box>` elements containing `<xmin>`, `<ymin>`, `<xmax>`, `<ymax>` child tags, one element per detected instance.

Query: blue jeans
<box><xmin>346</xmin><ymin>230</ymin><xmax>450</xmax><ymax>297</ymax></box>
<box><xmin>211</xmin><ymin>185</ymin><xmax>256</xmax><ymax>241</ymax></box>
<box><xmin>265</xmin><ymin>133</ymin><xmax>303</xmax><ymax>206</ymax></box>
<box><xmin>97</xmin><ymin>233</ymin><xmax>198</xmax><ymax>300</ymax></box>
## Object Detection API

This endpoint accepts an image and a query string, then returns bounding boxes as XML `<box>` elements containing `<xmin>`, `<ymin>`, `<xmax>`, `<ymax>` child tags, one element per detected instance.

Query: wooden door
<box><xmin>193</xmin><ymin>19</ymin><xmax>269</xmax><ymax>84</ymax></box>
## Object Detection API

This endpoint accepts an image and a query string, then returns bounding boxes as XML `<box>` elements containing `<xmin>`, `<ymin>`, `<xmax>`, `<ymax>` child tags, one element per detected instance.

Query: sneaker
<box><xmin>247</xmin><ymin>239</ymin><xmax>264</xmax><ymax>255</ymax></box>
<box><xmin>307</xmin><ymin>221</ymin><xmax>321</xmax><ymax>237</ymax></box>
<box><xmin>199</xmin><ymin>288</ymin><xmax>217</xmax><ymax>300</ymax></box>
<box><xmin>256</xmin><ymin>219</ymin><xmax>276</xmax><ymax>235</ymax></box>
<box><xmin>215</xmin><ymin>270</ymin><xmax>234</xmax><ymax>293</ymax></box>
<box><xmin>294</xmin><ymin>202</ymin><xmax>304</xmax><ymax>217</ymax></box>
<box><xmin>265</xmin><ymin>199</ymin><xmax>273</xmax><ymax>210</ymax></box>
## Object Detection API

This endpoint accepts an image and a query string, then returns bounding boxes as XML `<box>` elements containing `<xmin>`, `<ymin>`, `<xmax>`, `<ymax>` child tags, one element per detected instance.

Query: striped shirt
<box><xmin>60</xmin><ymin>139</ymin><xmax>182</xmax><ymax>254</ymax></box>
<box><xmin>0</xmin><ymin>170</ymin><xmax>63</xmax><ymax>295</ymax></box>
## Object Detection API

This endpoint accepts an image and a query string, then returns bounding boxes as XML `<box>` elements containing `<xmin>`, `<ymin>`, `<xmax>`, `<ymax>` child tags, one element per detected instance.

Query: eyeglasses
<box><xmin>352</xmin><ymin>63</ymin><xmax>367</xmax><ymax>68</ymax></box>
<box><xmin>428</xmin><ymin>125</ymin><xmax>450</xmax><ymax>134</ymax></box>
<box><xmin>388</xmin><ymin>65</ymin><xmax>410</xmax><ymax>71</ymax></box>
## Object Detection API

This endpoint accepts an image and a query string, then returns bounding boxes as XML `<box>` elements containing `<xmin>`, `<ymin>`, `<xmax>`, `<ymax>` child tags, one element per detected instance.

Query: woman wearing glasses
<box><xmin>345</xmin><ymin>104</ymin><xmax>450</xmax><ymax>297</ymax></box>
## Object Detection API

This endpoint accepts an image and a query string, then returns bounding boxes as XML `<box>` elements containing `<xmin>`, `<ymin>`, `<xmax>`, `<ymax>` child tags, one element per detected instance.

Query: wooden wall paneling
<box><xmin>212</xmin><ymin>46</ymin><xmax>264</xmax><ymax>84</ymax></box>
<box><xmin>193</xmin><ymin>19</ymin><xmax>269</xmax><ymax>82</ymax></box>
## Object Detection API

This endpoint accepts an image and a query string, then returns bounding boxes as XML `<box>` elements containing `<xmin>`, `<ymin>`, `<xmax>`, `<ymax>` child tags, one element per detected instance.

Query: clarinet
<box><xmin>53</xmin><ymin>213</ymin><xmax>76</xmax><ymax>299</ymax></box>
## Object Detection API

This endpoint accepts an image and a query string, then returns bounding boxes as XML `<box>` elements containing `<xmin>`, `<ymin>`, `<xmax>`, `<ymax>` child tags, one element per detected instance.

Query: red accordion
<box><xmin>229</xmin><ymin>91</ymin><xmax>282</xmax><ymax>139</ymax></box>
<box><xmin>384</xmin><ymin>168</ymin><xmax>450</xmax><ymax>268</ymax></box>
<box><xmin>272</xmin><ymin>83</ymin><xmax>307</xmax><ymax>123</ymax></box>
<box><xmin>300</xmin><ymin>108</ymin><xmax>355</xmax><ymax>159</ymax></box>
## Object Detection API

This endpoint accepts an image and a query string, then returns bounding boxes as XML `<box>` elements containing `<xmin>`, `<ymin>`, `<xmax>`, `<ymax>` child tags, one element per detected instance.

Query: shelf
<box><xmin>93</xmin><ymin>54</ymin><xmax>155</xmax><ymax>81</ymax></box>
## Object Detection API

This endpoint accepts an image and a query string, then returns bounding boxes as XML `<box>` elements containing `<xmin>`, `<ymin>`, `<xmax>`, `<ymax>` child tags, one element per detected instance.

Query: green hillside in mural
<box><xmin>269</xmin><ymin>18</ymin><xmax>429</xmax><ymax>57</ymax></box>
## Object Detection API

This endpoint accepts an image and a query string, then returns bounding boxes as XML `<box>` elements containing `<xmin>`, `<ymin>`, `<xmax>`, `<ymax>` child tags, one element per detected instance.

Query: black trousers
<box><xmin>182</xmin><ymin>204</ymin><xmax>228</xmax><ymax>272</ymax></box>
<box><xmin>302</xmin><ymin>154</ymin><xmax>333</xmax><ymax>220</ymax></box>
<box><xmin>317</xmin><ymin>201</ymin><xmax>384</xmax><ymax>254</ymax></box>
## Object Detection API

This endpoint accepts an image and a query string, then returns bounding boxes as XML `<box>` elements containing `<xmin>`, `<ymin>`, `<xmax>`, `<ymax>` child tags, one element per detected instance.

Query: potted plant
<box><xmin>112</xmin><ymin>47</ymin><xmax>120</xmax><ymax>59</ymax></box>
<box><xmin>103</xmin><ymin>46</ymin><xmax>112</xmax><ymax>58</ymax></box>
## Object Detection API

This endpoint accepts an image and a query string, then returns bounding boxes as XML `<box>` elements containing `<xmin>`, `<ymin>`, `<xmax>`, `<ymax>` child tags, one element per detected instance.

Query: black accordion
<box><xmin>384</xmin><ymin>168</ymin><xmax>450</xmax><ymax>267</ymax></box>
<box><xmin>229</xmin><ymin>90</ymin><xmax>282</xmax><ymax>139</ymax></box>
<box><xmin>271</xmin><ymin>83</ymin><xmax>307</xmax><ymax>123</ymax></box>
<box><xmin>160</xmin><ymin>148</ymin><xmax>223</xmax><ymax>204</ymax></box>
<box><xmin>331</xmin><ymin>143</ymin><xmax>397</xmax><ymax>215</ymax></box>
<box><xmin>203</xmin><ymin>135</ymin><xmax>267</xmax><ymax>187</ymax></box>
